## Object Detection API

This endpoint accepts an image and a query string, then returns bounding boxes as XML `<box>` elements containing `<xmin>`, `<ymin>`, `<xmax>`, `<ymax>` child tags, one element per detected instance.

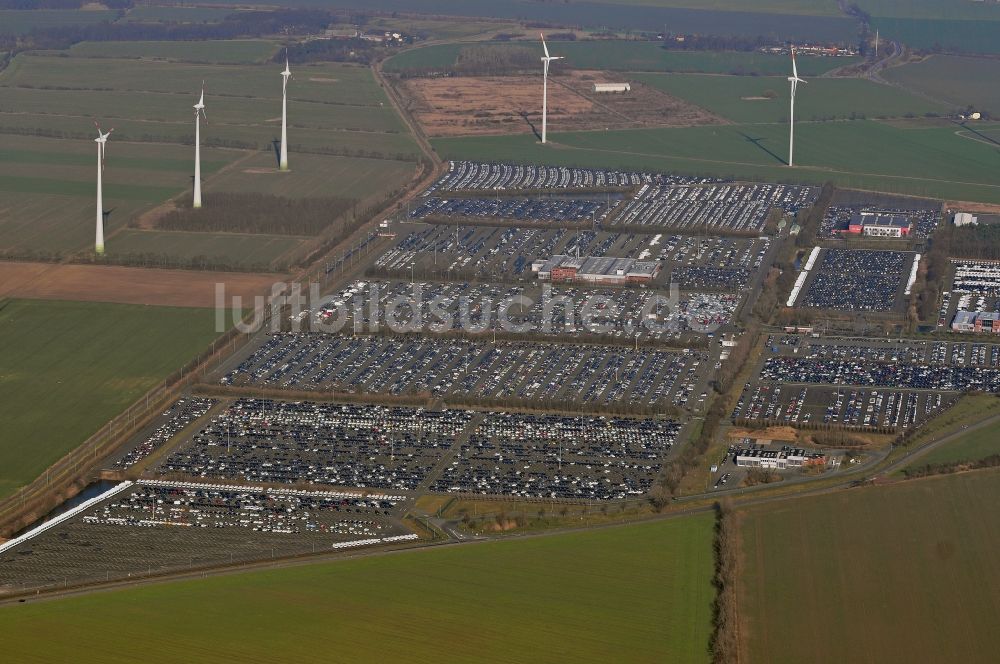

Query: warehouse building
<box><xmin>593</xmin><ymin>82</ymin><xmax>631</xmax><ymax>93</ymax></box>
<box><xmin>734</xmin><ymin>448</ymin><xmax>826</xmax><ymax>470</ymax></box>
<box><xmin>952</xmin><ymin>310</ymin><xmax>1000</xmax><ymax>334</ymax></box>
<box><xmin>954</xmin><ymin>212</ymin><xmax>979</xmax><ymax>227</ymax></box>
<box><xmin>533</xmin><ymin>254</ymin><xmax>660</xmax><ymax>285</ymax></box>
<box><xmin>846</xmin><ymin>211</ymin><xmax>912</xmax><ymax>238</ymax></box>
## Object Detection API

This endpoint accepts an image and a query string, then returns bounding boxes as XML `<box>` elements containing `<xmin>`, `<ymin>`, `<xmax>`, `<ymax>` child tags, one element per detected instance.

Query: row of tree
<box><xmin>710</xmin><ymin>500</ymin><xmax>739</xmax><ymax>664</ymax></box>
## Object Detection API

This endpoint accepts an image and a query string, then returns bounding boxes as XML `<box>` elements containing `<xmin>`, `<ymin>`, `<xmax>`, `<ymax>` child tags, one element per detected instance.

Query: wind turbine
<box><xmin>193</xmin><ymin>82</ymin><xmax>207</xmax><ymax>208</ymax></box>
<box><xmin>787</xmin><ymin>46</ymin><xmax>807</xmax><ymax>167</ymax></box>
<box><xmin>94</xmin><ymin>122</ymin><xmax>113</xmax><ymax>255</ymax></box>
<box><xmin>279</xmin><ymin>51</ymin><xmax>292</xmax><ymax>171</ymax></box>
<box><xmin>540</xmin><ymin>33</ymin><xmax>564</xmax><ymax>144</ymax></box>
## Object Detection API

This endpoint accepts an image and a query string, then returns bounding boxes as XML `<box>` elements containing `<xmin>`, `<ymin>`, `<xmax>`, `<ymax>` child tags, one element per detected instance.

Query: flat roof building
<box><xmin>593</xmin><ymin>83</ymin><xmax>631</xmax><ymax>93</ymax></box>
<box><xmin>847</xmin><ymin>211</ymin><xmax>912</xmax><ymax>238</ymax></box>
<box><xmin>536</xmin><ymin>254</ymin><xmax>660</xmax><ymax>285</ymax></box>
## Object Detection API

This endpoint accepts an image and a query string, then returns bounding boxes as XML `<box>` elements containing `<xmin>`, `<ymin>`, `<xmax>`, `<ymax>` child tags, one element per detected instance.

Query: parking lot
<box><xmin>426</xmin><ymin>161</ymin><xmax>708</xmax><ymax>193</ymax></box>
<box><xmin>800</xmin><ymin>248</ymin><xmax>912</xmax><ymax>312</ymax></box>
<box><xmin>408</xmin><ymin>195</ymin><xmax>622</xmax><ymax>224</ymax></box>
<box><xmin>732</xmin><ymin>383</ymin><xmax>949</xmax><ymax>429</ymax></box>
<box><xmin>308</xmin><ymin>279</ymin><xmax>740</xmax><ymax>340</ymax></box>
<box><xmin>157</xmin><ymin>400</ymin><xmax>475</xmax><ymax>491</ymax></box>
<box><xmin>613</xmin><ymin>183</ymin><xmax>816</xmax><ymax>233</ymax></box>
<box><xmin>938</xmin><ymin>259</ymin><xmax>1000</xmax><ymax>327</ymax></box>
<box><xmin>727</xmin><ymin>335</ymin><xmax>1000</xmax><ymax>428</ymax></box>
<box><xmin>0</xmin><ymin>480</ymin><xmax>411</xmax><ymax>591</ymax></box>
<box><xmin>819</xmin><ymin>205</ymin><xmax>940</xmax><ymax>239</ymax></box>
<box><xmin>430</xmin><ymin>412</ymin><xmax>683</xmax><ymax>500</ymax></box>
<box><xmin>220</xmin><ymin>334</ymin><xmax>711</xmax><ymax>408</ymax></box>
<box><xmin>375</xmin><ymin>223</ymin><xmax>770</xmax><ymax>289</ymax></box>
<box><xmin>111</xmin><ymin>397</ymin><xmax>217</xmax><ymax>470</ymax></box>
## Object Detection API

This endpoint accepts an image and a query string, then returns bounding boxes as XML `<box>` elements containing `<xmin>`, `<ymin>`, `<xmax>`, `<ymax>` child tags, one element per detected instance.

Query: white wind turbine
<box><xmin>193</xmin><ymin>83</ymin><xmax>207</xmax><ymax>208</ymax></box>
<box><xmin>94</xmin><ymin>122</ymin><xmax>113</xmax><ymax>255</ymax></box>
<box><xmin>787</xmin><ymin>46</ymin><xmax>807</xmax><ymax>167</ymax></box>
<box><xmin>279</xmin><ymin>51</ymin><xmax>292</xmax><ymax>171</ymax></box>
<box><xmin>540</xmin><ymin>33</ymin><xmax>564</xmax><ymax>144</ymax></box>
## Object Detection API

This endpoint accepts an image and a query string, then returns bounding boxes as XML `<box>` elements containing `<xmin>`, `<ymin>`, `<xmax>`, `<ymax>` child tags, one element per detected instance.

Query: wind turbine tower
<box><xmin>280</xmin><ymin>52</ymin><xmax>291</xmax><ymax>171</ymax></box>
<box><xmin>193</xmin><ymin>83</ymin><xmax>207</xmax><ymax>208</ymax></box>
<box><xmin>540</xmin><ymin>33</ymin><xmax>564</xmax><ymax>144</ymax></box>
<box><xmin>787</xmin><ymin>47</ymin><xmax>807</xmax><ymax>167</ymax></box>
<box><xmin>94</xmin><ymin>122</ymin><xmax>113</xmax><ymax>255</ymax></box>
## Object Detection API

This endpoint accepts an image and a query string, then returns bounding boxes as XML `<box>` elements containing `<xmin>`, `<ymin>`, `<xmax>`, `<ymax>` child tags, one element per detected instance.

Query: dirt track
<box><xmin>0</xmin><ymin>262</ymin><xmax>282</xmax><ymax>308</ymax></box>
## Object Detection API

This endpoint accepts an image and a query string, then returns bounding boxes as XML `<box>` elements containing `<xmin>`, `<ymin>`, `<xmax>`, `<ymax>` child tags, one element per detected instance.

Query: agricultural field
<box><xmin>0</xmin><ymin>9</ymin><xmax>117</xmax><ymax>35</ymax></box>
<box><xmin>367</xmin><ymin>16</ymin><xmax>522</xmax><ymax>40</ymax></box>
<box><xmin>106</xmin><ymin>229</ymin><xmax>305</xmax><ymax>269</ymax></box>
<box><xmin>203</xmin><ymin>152</ymin><xmax>416</xmax><ymax>200</ymax></box>
<box><xmin>399</xmin><ymin>70</ymin><xmax>718</xmax><ymax>137</ymax></box>
<box><xmin>633</xmin><ymin>73</ymin><xmax>952</xmax><ymax>124</ymax></box>
<box><xmin>67</xmin><ymin>40</ymin><xmax>279</xmax><ymax>64</ymax></box>
<box><xmin>432</xmin><ymin>119</ymin><xmax>1000</xmax><ymax>203</ymax></box>
<box><xmin>0</xmin><ymin>50</ymin><xmax>419</xmax><ymax>257</ymax></box>
<box><xmin>0</xmin><ymin>135</ymin><xmax>235</xmax><ymax>254</ymax></box>
<box><xmin>869</xmin><ymin>16</ymin><xmax>1000</xmax><ymax>55</ymax></box>
<box><xmin>0</xmin><ymin>299</ymin><xmax>222</xmax><ymax>500</ymax></box>
<box><xmin>0</xmin><ymin>515</ymin><xmax>715</xmax><ymax>663</ymax></box>
<box><xmin>884</xmin><ymin>55</ymin><xmax>1000</xmax><ymax>115</ymax></box>
<box><xmin>118</xmin><ymin>6</ymin><xmax>236</xmax><ymax>24</ymax></box>
<box><xmin>908</xmin><ymin>419</ymin><xmax>1000</xmax><ymax>468</ymax></box>
<box><xmin>739</xmin><ymin>469</ymin><xmax>1000</xmax><ymax>664</ymax></box>
<box><xmin>856</xmin><ymin>0</ymin><xmax>1000</xmax><ymax>20</ymax></box>
<box><xmin>0</xmin><ymin>54</ymin><xmax>418</xmax><ymax>157</ymax></box>
<box><xmin>220</xmin><ymin>0</ymin><xmax>859</xmax><ymax>42</ymax></box>
<box><xmin>385</xmin><ymin>41</ymin><xmax>857</xmax><ymax>76</ymax></box>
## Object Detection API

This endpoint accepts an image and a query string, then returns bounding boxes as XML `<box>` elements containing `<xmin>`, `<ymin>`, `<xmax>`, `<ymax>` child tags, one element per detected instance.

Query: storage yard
<box><xmin>732</xmin><ymin>334</ymin><xmax>1000</xmax><ymax>429</ymax></box>
<box><xmin>799</xmin><ymin>248</ymin><xmax>914</xmax><ymax>312</ymax></box>
<box><xmin>220</xmin><ymin>335</ymin><xmax>710</xmax><ymax>407</ymax></box>
<box><xmin>0</xmin><ymin>480</ymin><xmax>411</xmax><ymax>591</ymax></box>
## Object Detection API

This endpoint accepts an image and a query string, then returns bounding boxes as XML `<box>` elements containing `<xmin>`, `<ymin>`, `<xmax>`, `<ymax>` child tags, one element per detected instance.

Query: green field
<box><xmin>0</xmin><ymin>50</ymin><xmax>420</xmax><ymax>256</ymax></box>
<box><xmin>907</xmin><ymin>420</ymin><xmax>1000</xmax><ymax>468</ymax></box>
<box><xmin>0</xmin><ymin>515</ymin><xmax>714</xmax><ymax>663</ymax></box>
<box><xmin>884</xmin><ymin>55</ymin><xmax>1000</xmax><ymax>115</ymax></box>
<box><xmin>385</xmin><ymin>41</ymin><xmax>857</xmax><ymax>76</ymax></box>
<box><xmin>0</xmin><ymin>9</ymin><xmax>117</xmax><ymax>36</ymax></box>
<box><xmin>204</xmin><ymin>152</ymin><xmax>417</xmax><ymax>200</ymax></box>
<box><xmin>0</xmin><ymin>136</ymin><xmax>237</xmax><ymax>254</ymax></box>
<box><xmin>433</xmin><ymin>118</ymin><xmax>1000</xmax><ymax>203</ymax></box>
<box><xmin>208</xmin><ymin>0</ymin><xmax>859</xmax><ymax>42</ymax></box>
<box><xmin>740</xmin><ymin>469</ymin><xmax>1000</xmax><ymax>663</ymax></box>
<box><xmin>634</xmin><ymin>73</ymin><xmax>951</xmax><ymax>123</ymax></box>
<box><xmin>0</xmin><ymin>299</ymin><xmax>221</xmax><ymax>499</ymax></box>
<box><xmin>857</xmin><ymin>0</ymin><xmax>1000</xmax><ymax>20</ymax></box>
<box><xmin>870</xmin><ymin>16</ymin><xmax>1000</xmax><ymax>55</ymax></box>
<box><xmin>106</xmin><ymin>229</ymin><xmax>305</xmax><ymax>268</ymax></box>
<box><xmin>597</xmin><ymin>0</ymin><xmax>839</xmax><ymax>14</ymax></box>
<box><xmin>119</xmin><ymin>6</ymin><xmax>236</xmax><ymax>24</ymax></box>
<box><xmin>68</xmin><ymin>40</ymin><xmax>279</xmax><ymax>64</ymax></box>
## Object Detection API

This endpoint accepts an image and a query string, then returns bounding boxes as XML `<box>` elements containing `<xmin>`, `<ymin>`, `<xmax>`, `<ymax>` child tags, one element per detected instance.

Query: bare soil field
<box><xmin>399</xmin><ymin>70</ymin><xmax>722</xmax><ymax>137</ymax></box>
<box><xmin>0</xmin><ymin>262</ymin><xmax>281</xmax><ymax>308</ymax></box>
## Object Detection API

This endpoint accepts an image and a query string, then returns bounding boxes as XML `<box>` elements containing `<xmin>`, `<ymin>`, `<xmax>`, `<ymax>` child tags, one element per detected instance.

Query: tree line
<box><xmin>157</xmin><ymin>193</ymin><xmax>358</xmax><ymax>237</ymax></box>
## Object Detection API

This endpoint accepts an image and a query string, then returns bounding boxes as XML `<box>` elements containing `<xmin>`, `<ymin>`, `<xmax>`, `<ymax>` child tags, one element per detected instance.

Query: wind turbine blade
<box><xmin>540</xmin><ymin>33</ymin><xmax>550</xmax><ymax>58</ymax></box>
<box><xmin>791</xmin><ymin>47</ymin><xmax>798</xmax><ymax>80</ymax></box>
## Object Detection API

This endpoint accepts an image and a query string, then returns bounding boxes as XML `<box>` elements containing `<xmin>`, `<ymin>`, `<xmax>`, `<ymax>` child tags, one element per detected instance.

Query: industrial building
<box><xmin>951</xmin><ymin>310</ymin><xmax>1000</xmax><ymax>334</ymax></box>
<box><xmin>734</xmin><ymin>447</ymin><xmax>826</xmax><ymax>470</ymax></box>
<box><xmin>954</xmin><ymin>212</ymin><xmax>979</xmax><ymax>227</ymax></box>
<box><xmin>593</xmin><ymin>82</ymin><xmax>631</xmax><ymax>93</ymax></box>
<box><xmin>846</xmin><ymin>211</ymin><xmax>912</xmax><ymax>238</ymax></box>
<box><xmin>533</xmin><ymin>255</ymin><xmax>660</xmax><ymax>285</ymax></box>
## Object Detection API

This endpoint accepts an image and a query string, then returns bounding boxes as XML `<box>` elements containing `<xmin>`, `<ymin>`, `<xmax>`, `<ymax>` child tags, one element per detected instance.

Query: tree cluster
<box><xmin>157</xmin><ymin>193</ymin><xmax>357</xmax><ymax>236</ymax></box>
